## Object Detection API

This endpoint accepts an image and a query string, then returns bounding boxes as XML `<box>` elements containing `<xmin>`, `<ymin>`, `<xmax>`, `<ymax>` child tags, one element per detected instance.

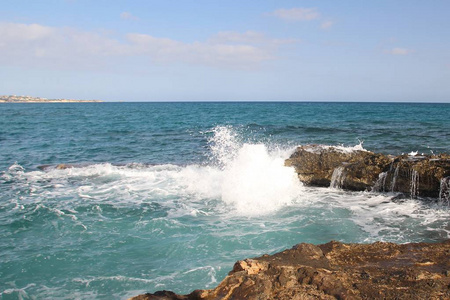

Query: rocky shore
<box><xmin>129</xmin><ymin>146</ymin><xmax>450</xmax><ymax>300</ymax></box>
<box><xmin>285</xmin><ymin>145</ymin><xmax>450</xmax><ymax>201</ymax></box>
<box><xmin>130</xmin><ymin>240</ymin><xmax>450</xmax><ymax>300</ymax></box>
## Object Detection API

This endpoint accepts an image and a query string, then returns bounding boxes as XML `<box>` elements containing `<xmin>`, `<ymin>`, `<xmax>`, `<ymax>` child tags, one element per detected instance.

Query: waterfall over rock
<box><xmin>285</xmin><ymin>145</ymin><xmax>450</xmax><ymax>199</ymax></box>
<box><xmin>390</xmin><ymin>165</ymin><xmax>400</xmax><ymax>192</ymax></box>
<box><xmin>410</xmin><ymin>170</ymin><xmax>420</xmax><ymax>199</ymax></box>
<box><xmin>330</xmin><ymin>166</ymin><xmax>346</xmax><ymax>189</ymax></box>
<box><xmin>439</xmin><ymin>177</ymin><xmax>450</xmax><ymax>204</ymax></box>
<box><xmin>372</xmin><ymin>171</ymin><xmax>388</xmax><ymax>192</ymax></box>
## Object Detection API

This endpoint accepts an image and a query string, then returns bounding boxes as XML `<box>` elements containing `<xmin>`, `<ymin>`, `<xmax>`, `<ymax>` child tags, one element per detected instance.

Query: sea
<box><xmin>1</xmin><ymin>102</ymin><xmax>449</xmax><ymax>299</ymax></box>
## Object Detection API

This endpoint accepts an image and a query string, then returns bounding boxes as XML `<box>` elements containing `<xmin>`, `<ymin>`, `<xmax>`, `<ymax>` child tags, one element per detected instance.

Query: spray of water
<box><xmin>203</xmin><ymin>126</ymin><xmax>303</xmax><ymax>215</ymax></box>
<box><xmin>207</xmin><ymin>125</ymin><xmax>241</xmax><ymax>169</ymax></box>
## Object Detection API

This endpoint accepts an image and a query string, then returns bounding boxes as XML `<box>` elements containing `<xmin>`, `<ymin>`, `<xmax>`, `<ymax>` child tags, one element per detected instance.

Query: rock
<box><xmin>284</xmin><ymin>145</ymin><xmax>450</xmax><ymax>199</ymax></box>
<box><xmin>129</xmin><ymin>240</ymin><xmax>450</xmax><ymax>300</ymax></box>
<box><xmin>56</xmin><ymin>163</ymin><xmax>74</xmax><ymax>170</ymax></box>
<box><xmin>37</xmin><ymin>163</ymin><xmax>76</xmax><ymax>170</ymax></box>
<box><xmin>128</xmin><ymin>291</ymin><xmax>188</xmax><ymax>300</ymax></box>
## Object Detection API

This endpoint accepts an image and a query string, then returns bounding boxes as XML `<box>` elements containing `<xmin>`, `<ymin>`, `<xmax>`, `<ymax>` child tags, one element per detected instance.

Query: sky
<box><xmin>0</xmin><ymin>0</ymin><xmax>449</xmax><ymax>102</ymax></box>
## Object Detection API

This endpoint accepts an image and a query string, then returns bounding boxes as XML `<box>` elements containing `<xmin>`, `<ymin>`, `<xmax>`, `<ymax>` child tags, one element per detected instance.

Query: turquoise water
<box><xmin>1</xmin><ymin>102</ymin><xmax>449</xmax><ymax>299</ymax></box>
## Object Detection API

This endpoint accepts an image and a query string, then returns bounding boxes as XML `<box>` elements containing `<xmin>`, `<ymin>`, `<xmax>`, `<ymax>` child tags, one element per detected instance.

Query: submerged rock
<box><xmin>37</xmin><ymin>163</ymin><xmax>79</xmax><ymax>170</ymax></box>
<box><xmin>285</xmin><ymin>145</ymin><xmax>450</xmax><ymax>199</ymax></box>
<box><xmin>129</xmin><ymin>240</ymin><xmax>450</xmax><ymax>300</ymax></box>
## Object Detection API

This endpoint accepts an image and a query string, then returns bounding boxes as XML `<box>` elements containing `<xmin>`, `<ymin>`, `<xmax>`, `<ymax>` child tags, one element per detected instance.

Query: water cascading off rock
<box><xmin>285</xmin><ymin>145</ymin><xmax>450</xmax><ymax>199</ymax></box>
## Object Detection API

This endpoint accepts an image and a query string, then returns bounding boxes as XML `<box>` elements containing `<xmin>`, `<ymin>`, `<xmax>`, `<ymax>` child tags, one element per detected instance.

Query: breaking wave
<box><xmin>2</xmin><ymin>126</ymin><xmax>303</xmax><ymax>216</ymax></box>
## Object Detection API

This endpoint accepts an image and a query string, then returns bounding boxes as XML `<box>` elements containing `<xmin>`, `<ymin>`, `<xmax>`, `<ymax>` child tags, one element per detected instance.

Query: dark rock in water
<box><xmin>37</xmin><ymin>164</ymin><xmax>76</xmax><ymax>170</ymax></box>
<box><xmin>284</xmin><ymin>145</ymin><xmax>391</xmax><ymax>191</ymax></box>
<box><xmin>130</xmin><ymin>291</ymin><xmax>189</xmax><ymax>300</ymax></box>
<box><xmin>129</xmin><ymin>240</ymin><xmax>450</xmax><ymax>300</ymax></box>
<box><xmin>284</xmin><ymin>145</ymin><xmax>450</xmax><ymax>199</ymax></box>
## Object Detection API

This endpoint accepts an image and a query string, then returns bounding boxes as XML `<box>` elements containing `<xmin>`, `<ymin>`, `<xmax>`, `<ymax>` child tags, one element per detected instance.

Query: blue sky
<box><xmin>1</xmin><ymin>0</ymin><xmax>449</xmax><ymax>102</ymax></box>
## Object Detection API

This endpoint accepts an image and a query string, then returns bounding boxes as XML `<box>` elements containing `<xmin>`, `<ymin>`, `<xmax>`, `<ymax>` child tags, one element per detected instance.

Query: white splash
<box><xmin>207</xmin><ymin>126</ymin><xmax>303</xmax><ymax>215</ymax></box>
<box><xmin>207</xmin><ymin>125</ymin><xmax>240</xmax><ymax>168</ymax></box>
<box><xmin>219</xmin><ymin>143</ymin><xmax>302</xmax><ymax>215</ymax></box>
<box><xmin>7</xmin><ymin>126</ymin><xmax>302</xmax><ymax>216</ymax></box>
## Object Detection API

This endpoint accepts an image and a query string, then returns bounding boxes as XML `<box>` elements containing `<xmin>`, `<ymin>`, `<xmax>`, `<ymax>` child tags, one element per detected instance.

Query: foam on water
<box><xmin>2</xmin><ymin>125</ymin><xmax>448</xmax><ymax>223</ymax></box>
<box><xmin>1</xmin><ymin>124</ymin><xmax>449</xmax><ymax>299</ymax></box>
<box><xmin>303</xmin><ymin>141</ymin><xmax>368</xmax><ymax>154</ymax></box>
<box><xmin>2</xmin><ymin>126</ymin><xmax>302</xmax><ymax>217</ymax></box>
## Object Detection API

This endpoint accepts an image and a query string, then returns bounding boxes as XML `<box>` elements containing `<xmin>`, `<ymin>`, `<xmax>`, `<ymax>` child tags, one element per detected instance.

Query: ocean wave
<box><xmin>1</xmin><ymin>126</ymin><xmax>448</xmax><ymax>241</ymax></box>
<box><xmin>1</xmin><ymin>128</ymin><xmax>449</xmax><ymax>300</ymax></box>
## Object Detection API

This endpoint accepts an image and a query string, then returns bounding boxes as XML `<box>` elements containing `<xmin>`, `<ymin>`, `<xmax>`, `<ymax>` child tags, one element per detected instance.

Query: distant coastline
<box><xmin>0</xmin><ymin>95</ymin><xmax>103</xmax><ymax>103</ymax></box>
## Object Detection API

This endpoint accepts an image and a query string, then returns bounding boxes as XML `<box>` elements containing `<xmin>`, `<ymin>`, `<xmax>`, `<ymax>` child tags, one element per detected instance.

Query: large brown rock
<box><xmin>284</xmin><ymin>145</ymin><xmax>450</xmax><ymax>199</ymax></box>
<box><xmin>129</xmin><ymin>240</ymin><xmax>450</xmax><ymax>300</ymax></box>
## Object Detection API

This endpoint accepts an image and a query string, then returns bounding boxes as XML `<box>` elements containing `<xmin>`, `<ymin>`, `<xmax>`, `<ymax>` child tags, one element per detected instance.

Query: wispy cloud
<box><xmin>269</xmin><ymin>7</ymin><xmax>335</xmax><ymax>30</ymax></box>
<box><xmin>208</xmin><ymin>31</ymin><xmax>266</xmax><ymax>44</ymax></box>
<box><xmin>208</xmin><ymin>30</ymin><xmax>298</xmax><ymax>45</ymax></box>
<box><xmin>126</xmin><ymin>32</ymin><xmax>273</xmax><ymax>67</ymax></box>
<box><xmin>271</xmin><ymin>8</ymin><xmax>320</xmax><ymax>22</ymax></box>
<box><xmin>0</xmin><ymin>22</ymin><xmax>286</xmax><ymax>70</ymax></box>
<box><xmin>385</xmin><ymin>47</ymin><xmax>414</xmax><ymax>55</ymax></box>
<box><xmin>320</xmin><ymin>20</ymin><xmax>334</xmax><ymax>30</ymax></box>
<box><xmin>120</xmin><ymin>12</ymin><xmax>139</xmax><ymax>21</ymax></box>
<box><xmin>0</xmin><ymin>22</ymin><xmax>55</xmax><ymax>42</ymax></box>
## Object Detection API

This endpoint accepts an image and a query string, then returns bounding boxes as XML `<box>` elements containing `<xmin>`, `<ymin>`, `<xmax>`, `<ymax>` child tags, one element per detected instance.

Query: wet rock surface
<box><xmin>129</xmin><ymin>240</ymin><xmax>450</xmax><ymax>300</ymax></box>
<box><xmin>285</xmin><ymin>145</ymin><xmax>450</xmax><ymax>199</ymax></box>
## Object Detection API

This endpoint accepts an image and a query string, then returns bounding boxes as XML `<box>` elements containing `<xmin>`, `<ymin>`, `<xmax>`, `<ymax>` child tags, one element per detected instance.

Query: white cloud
<box><xmin>271</xmin><ymin>8</ymin><xmax>320</xmax><ymax>22</ymax></box>
<box><xmin>270</xmin><ymin>8</ymin><xmax>335</xmax><ymax>30</ymax></box>
<box><xmin>0</xmin><ymin>23</ymin><xmax>55</xmax><ymax>43</ymax></box>
<box><xmin>208</xmin><ymin>30</ymin><xmax>298</xmax><ymax>45</ymax></box>
<box><xmin>126</xmin><ymin>32</ymin><xmax>273</xmax><ymax>66</ymax></box>
<box><xmin>321</xmin><ymin>20</ymin><xmax>334</xmax><ymax>30</ymax></box>
<box><xmin>386</xmin><ymin>48</ymin><xmax>414</xmax><ymax>55</ymax></box>
<box><xmin>208</xmin><ymin>31</ymin><xmax>266</xmax><ymax>44</ymax></box>
<box><xmin>120</xmin><ymin>12</ymin><xmax>139</xmax><ymax>21</ymax></box>
<box><xmin>0</xmin><ymin>22</ymin><xmax>281</xmax><ymax>70</ymax></box>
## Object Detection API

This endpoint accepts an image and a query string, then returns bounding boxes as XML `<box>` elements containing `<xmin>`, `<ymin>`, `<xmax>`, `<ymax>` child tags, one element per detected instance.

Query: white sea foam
<box><xmin>303</xmin><ymin>141</ymin><xmax>368</xmax><ymax>154</ymax></box>
<box><xmin>183</xmin><ymin>266</ymin><xmax>217</xmax><ymax>285</ymax></box>
<box><xmin>2</xmin><ymin>125</ymin><xmax>448</xmax><ymax>229</ymax></box>
<box><xmin>2</xmin><ymin>126</ymin><xmax>450</xmax><ymax>300</ymax></box>
<box><xmin>325</xmin><ymin>190</ymin><xmax>450</xmax><ymax>241</ymax></box>
<box><xmin>3</xmin><ymin>126</ymin><xmax>302</xmax><ymax>216</ymax></box>
<box><xmin>0</xmin><ymin>283</ymin><xmax>36</xmax><ymax>299</ymax></box>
